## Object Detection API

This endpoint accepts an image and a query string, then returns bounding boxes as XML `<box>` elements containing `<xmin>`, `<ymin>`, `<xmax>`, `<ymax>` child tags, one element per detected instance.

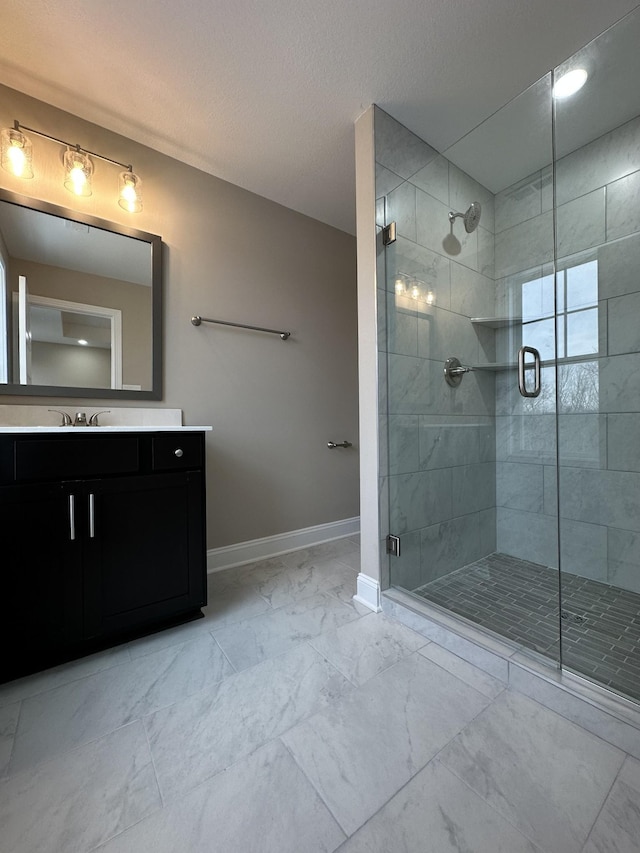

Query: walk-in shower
<box><xmin>375</xmin><ymin>6</ymin><xmax>640</xmax><ymax>705</ymax></box>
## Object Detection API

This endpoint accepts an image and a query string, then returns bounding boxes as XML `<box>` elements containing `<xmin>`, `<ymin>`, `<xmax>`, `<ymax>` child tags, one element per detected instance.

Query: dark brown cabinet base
<box><xmin>0</xmin><ymin>430</ymin><xmax>208</xmax><ymax>683</ymax></box>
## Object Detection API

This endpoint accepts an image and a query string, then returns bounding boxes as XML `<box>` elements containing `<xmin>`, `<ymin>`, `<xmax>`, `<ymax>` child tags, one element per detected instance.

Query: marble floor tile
<box><xmin>144</xmin><ymin>643</ymin><xmax>352</xmax><ymax>803</ymax></box>
<box><xmin>279</xmin><ymin>539</ymin><xmax>360</xmax><ymax>570</ymax></box>
<box><xmin>0</xmin><ymin>721</ymin><xmax>160</xmax><ymax>853</ymax></box>
<box><xmin>335</xmin><ymin>548</ymin><xmax>361</xmax><ymax>571</ymax></box>
<box><xmin>282</xmin><ymin>653</ymin><xmax>490</xmax><ymax>836</ymax></box>
<box><xmin>0</xmin><ymin>702</ymin><xmax>19</xmax><ymax>778</ymax></box>
<box><xmin>95</xmin><ymin>739</ymin><xmax>345</xmax><ymax>853</ymax></box>
<box><xmin>324</xmin><ymin>566</ymin><xmax>368</xmax><ymax>612</ymax></box>
<box><xmin>125</xmin><ymin>613</ymin><xmax>220</xmax><ymax>659</ymax></box>
<box><xmin>199</xmin><ymin>583</ymin><xmax>272</xmax><ymax>628</ymax></box>
<box><xmin>9</xmin><ymin>633</ymin><xmax>235</xmax><ymax>775</ymax></box>
<box><xmin>213</xmin><ymin>592</ymin><xmax>361</xmax><ymax>671</ymax></box>
<box><xmin>254</xmin><ymin>560</ymin><xmax>358</xmax><ymax>609</ymax></box>
<box><xmin>583</xmin><ymin>755</ymin><xmax>640</xmax><ymax>853</ymax></box>
<box><xmin>0</xmin><ymin>643</ymin><xmax>131</xmax><ymax>707</ymax></box>
<box><xmin>337</xmin><ymin>759</ymin><xmax>542</xmax><ymax>853</ymax></box>
<box><xmin>417</xmin><ymin>643</ymin><xmax>506</xmax><ymax>700</ymax></box>
<box><xmin>309</xmin><ymin>612</ymin><xmax>428</xmax><ymax>686</ymax></box>
<box><xmin>438</xmin><ymin>689</ymin><xmax>625</xmax><ymax>853</ymax></box>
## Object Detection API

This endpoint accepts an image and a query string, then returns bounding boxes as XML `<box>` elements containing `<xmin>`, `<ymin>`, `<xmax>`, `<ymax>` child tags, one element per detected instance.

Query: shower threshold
<box><xmin>411</xmin><ymin>553</ymin><xmax>640</xmax><ymax>704</ymax></box>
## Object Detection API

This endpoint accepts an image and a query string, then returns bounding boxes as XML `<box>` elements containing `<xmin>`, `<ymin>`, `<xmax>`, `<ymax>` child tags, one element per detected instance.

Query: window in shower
<box><xmin>521</xmin><ymin>259</ymin><xmax>599</xmax><ymax>411</ymax></box>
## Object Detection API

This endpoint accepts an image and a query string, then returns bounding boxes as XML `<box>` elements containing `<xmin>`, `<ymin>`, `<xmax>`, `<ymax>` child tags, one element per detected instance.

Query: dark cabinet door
<box><xmin>82</xmin><ymin>471</ymin><xmax>206</xmax><ymax>639</ymax></box>
<box><xmin>0</xmin><ymin>482</ymin><xmax>83</xmax><ymax>680</ymax></box>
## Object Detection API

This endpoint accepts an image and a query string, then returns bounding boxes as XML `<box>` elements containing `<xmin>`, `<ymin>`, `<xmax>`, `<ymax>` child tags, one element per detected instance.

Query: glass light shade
<box><xmin>118</xmin><ymin>171</ymin><xmax>143</xmax><ymax>212</ymax></box>
<box><xmin>64</xmin><ymin>148</ymin><xmax>93</xmax><ymax>196</ymax></box>
<box><xmin>1</xmin><ymin>127</ymin><xmax>34</xmax><ymax>178</ymax></box>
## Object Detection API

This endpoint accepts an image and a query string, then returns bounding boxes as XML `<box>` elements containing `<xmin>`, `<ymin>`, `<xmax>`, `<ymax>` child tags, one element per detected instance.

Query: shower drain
<box><xmin>561</xmin><ymin>609</ymin><xmax>587</xmax><ymax>625</ymax></box>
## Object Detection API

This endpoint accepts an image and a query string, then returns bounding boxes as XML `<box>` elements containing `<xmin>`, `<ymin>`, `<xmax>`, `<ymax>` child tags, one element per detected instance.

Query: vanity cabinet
<box><xmin>0</xmin><ymin>430</ymin><xmax>207</xmax><ymax>683</ymax></box>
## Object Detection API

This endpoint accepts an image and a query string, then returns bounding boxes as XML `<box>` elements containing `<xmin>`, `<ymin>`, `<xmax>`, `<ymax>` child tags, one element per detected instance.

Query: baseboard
<box><xmin>354</xmin><ymin>573</ymin><xmax>381</xmax><ymax>612</ymax></box>
<box><xmin>207</xmin><ymin>516</ymin><xmax>360</xmax><ymax>572</ymax></box>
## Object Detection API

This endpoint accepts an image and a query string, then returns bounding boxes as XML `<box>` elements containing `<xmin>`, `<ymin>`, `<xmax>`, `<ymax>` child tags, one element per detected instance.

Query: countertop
<box><xmin>0</xmin><ymin>426</ymin><xmax>213</xmax><ymax>433</ymax></box>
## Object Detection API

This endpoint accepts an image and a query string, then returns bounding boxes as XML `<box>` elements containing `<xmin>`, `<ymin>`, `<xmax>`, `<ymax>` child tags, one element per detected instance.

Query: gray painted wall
<box><xmin>0</xmin><ymin>84</ymin><xmax>359</xmax><ymax>549</ymax></box>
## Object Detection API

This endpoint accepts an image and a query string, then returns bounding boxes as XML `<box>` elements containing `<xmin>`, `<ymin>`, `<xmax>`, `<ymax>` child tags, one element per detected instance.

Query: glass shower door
<box><xmin>375</xmin><ymin>82</ymin><xmax>563</xmax><ymax>665</ymax></box>
<box><xmin>554</xmin><ymin>7</ymin><xmax>640</xmax><ymax>702</ymax></box>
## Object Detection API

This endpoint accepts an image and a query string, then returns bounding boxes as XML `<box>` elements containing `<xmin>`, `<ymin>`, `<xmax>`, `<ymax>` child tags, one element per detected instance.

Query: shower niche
<box><xmin>374</xmin><ymin>6</ymin><xmax>640</xmax><ymax>704</ymax></box>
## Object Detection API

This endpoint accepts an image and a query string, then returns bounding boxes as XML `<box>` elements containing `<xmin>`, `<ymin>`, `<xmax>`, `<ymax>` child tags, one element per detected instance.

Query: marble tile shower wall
<box><xmin>374</xmin><ymin>108</ymin><xmax>496</xmax><ymax>591</ymax></box>
<box><xmin>494</xmin><ymin>115</ymin><xmax>640</xmax><ymax>593</ymax></box>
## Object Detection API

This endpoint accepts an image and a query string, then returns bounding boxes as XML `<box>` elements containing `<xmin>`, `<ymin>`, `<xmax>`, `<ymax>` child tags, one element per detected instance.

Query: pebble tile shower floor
<box><xmin>1</xmin><ymin>538</ymin><xmax>640</xmax><ymax>852</ymax></box>
<box><xmin>415</xmin><ymin>552</ymin><xmax>640</xmax><ymax>703</ymax></box>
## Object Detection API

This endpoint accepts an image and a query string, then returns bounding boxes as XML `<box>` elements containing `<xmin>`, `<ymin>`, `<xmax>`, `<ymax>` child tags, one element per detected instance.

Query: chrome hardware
<box><xmin>517</xmin><ymin>345</ymin><xmax>541</xmax><ymax>398</ymax></box>
<box><xmin>74</xmin><ymin>411</ymin><xmax>88</xmax><ymax>426</ymax></box>
<box><xmin>69</xmin><ymin>494</ymin><xmax>76</xmax><ymax>540</ymax></box>
<box><xmin>49</xmin><ymin>409</ymin><xmax>72</xmax><ymax>426</ymax></box>
<box><xmin>191</xmin><ymin>315</ymin><xmax>290</xmax><ymax>340</ymax></box>
<box><xmin>88</xmin><ymin>493</ymin><xmax>95</xmax><ymax>538</ymax></box>
<box><xmin>444</xmin><ymin>356</ymin><xmax>473</xmax><ymax>387</ymax></box>
<box><xmin>382</xmin><ymin>222</ymin><xmax>397</xmax><ymax>245</ymax></box>
<box><xmin>327</xmin><ymin>440</ymin><xmax>352</xmax><ymax>449</ymax></box>
<box><xmin>88</xmin><ymin>410</ymin><xmax>110</xmax><ymax>426</ymax></box>
<box><xmin>174</xmin><ymin>448</ymin><xmax>184</xmax><ymax>458</ymax></box>
<box><xmin>386</xmin><ymin>534</ymin><xmax>401</xmax><ymax>557</ymax></box>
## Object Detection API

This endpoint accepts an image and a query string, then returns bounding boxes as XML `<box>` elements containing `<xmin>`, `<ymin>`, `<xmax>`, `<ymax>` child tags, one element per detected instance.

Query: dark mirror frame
<box><xmin>0</xmin><ymin>188</ymin><xmax>162</xmax><ymax>400</ymax></box>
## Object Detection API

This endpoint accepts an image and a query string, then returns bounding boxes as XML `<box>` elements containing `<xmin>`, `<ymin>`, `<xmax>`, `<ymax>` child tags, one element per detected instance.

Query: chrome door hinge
<box><xmin>386</xmin><ymin>534</ymin><xmax>401</xmax><ymax>557</ymax></box>
<box><xmin>382</xmin><ymin>222</ymin><xmax>397</xmax><ymax>245</ymax></box>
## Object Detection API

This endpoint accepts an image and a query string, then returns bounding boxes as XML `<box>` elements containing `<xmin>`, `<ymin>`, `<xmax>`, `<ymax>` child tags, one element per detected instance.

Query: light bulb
<box><xmin>426</xmin><ymin>290</ymin><xmax>435</xmax><ymax>305</ymax></box>
<box><xmin>118</xmin><ymin>171</ymin><xmax>143</xmax><ymax>212</ymax></box>
<box><xmin>77</xmin><ymin>339</ymin><xmax>88</xmax><ymax>346</ymax></box>
<box><xmin>394</xmin><ymin>278</ymin><xmax>405</xmax><ymax>295</ymax></box>
<box><xmin>411</xmin><ymin>284</ymin><xmax>420</xmax><ymax>300</ymax></box>
<box><xmin>64</xmin><ymin>148</ymin><xmax>93</xmax><ymax>197</ymax></box>
<box><xmin>8</xmin><ymin>143</ymin><xmax>26</xmax><ymax>176</ymax></box>
<box><xmin>69</xmin><ymin>165</ymin><xmax>87</xmax><ymax>194</ymax></box>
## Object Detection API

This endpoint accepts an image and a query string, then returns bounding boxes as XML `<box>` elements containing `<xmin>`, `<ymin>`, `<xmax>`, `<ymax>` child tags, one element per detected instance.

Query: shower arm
<box><xmin>447</xmin><ymin>363</ymin><xmax>473</xmax><ymax>376</ymax></box>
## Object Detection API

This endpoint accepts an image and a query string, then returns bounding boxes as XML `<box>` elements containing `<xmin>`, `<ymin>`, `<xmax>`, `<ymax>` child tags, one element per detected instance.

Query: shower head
<box><xmin>448</xmin><ymin>201</ymin><xmax>482</xmax><ymax>233</ymax></box>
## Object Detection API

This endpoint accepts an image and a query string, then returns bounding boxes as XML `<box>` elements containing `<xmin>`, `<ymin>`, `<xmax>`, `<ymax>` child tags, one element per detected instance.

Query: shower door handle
<box><xmin>518</xmin><ymin>346</ymin><xmax>541</xmax><ymax>398</ymax></box>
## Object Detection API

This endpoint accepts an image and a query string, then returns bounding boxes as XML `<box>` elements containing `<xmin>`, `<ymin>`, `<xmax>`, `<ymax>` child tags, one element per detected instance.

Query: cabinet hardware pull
<box><xmin>69</xmin><ymin>495</ymin><xmax>76</xmax><ymax>540</ymax></box>
<box><xmin>174</xmin><ymin>448</ymin><xmax>184</xmax><ymax>458</ymax></box>
<box><xmin>89</xmin><ymin>493</ymin><xmax>95</xmax><ymax>538</ymax></box>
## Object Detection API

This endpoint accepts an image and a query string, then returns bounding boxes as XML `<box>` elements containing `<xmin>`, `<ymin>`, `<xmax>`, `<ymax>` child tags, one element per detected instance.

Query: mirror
<box><xmin>0</xmin><ymin>188</ymin><xmax>161</xmax><ymax>399</ymax></box>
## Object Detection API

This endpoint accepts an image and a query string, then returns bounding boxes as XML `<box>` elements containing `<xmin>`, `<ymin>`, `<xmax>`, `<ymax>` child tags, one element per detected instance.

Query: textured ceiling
<box><xmin>0</xmin><ymin>0</ymin><xmax>638</xmax><ymax>234</ymax></box>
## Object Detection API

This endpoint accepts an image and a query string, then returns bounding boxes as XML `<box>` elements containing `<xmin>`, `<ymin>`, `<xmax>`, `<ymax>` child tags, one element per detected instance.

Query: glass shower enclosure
<box><xmin>378</xmin><ymin>6</ymin><xmax>640</xmax><ymax>704</ymax></box>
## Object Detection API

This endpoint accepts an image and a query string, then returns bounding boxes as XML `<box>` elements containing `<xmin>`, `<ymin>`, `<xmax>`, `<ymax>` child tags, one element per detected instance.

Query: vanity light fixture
<box><xmin>552</xmin><ymin>68</ymin><xmax>588</xmax><ymax>99</ymax></box>
<box><xmin>0</xmin><ymin>125</ymin><xmax>33</xmax><ymax>178</ymax></box>
<box><xmin>77</xmin><ymin>339</ymin><xmax>89</xmax><ymax>346</ymax></box>
<box><xmin>0</xmin><ymin>120</ymin><xmax>143</xmax><ymax>212</ymax></box>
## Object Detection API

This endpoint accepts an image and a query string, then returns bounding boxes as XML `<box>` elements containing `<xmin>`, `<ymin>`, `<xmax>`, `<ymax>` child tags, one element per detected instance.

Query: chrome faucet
<box><xmin>48</xmin><ymin>409</ymin><xmax>72</xmax><ymax>427</ymax></box>
<box><xmin>88</xmin><ymin>411</ymin><xmax>110</xmax><ymax>426</ymax></box>
<box><xmin>74</xmin><ymin>412</ymin><xmax>88</xmax><ymax>426</ymax></box>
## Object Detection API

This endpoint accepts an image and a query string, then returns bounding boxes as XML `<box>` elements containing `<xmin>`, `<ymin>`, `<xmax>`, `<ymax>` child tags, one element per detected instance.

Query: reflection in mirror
<box><xmin>0</xmin><ymin>189</ymin><xmax>161</xmax><ymax>399</ymax></box>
